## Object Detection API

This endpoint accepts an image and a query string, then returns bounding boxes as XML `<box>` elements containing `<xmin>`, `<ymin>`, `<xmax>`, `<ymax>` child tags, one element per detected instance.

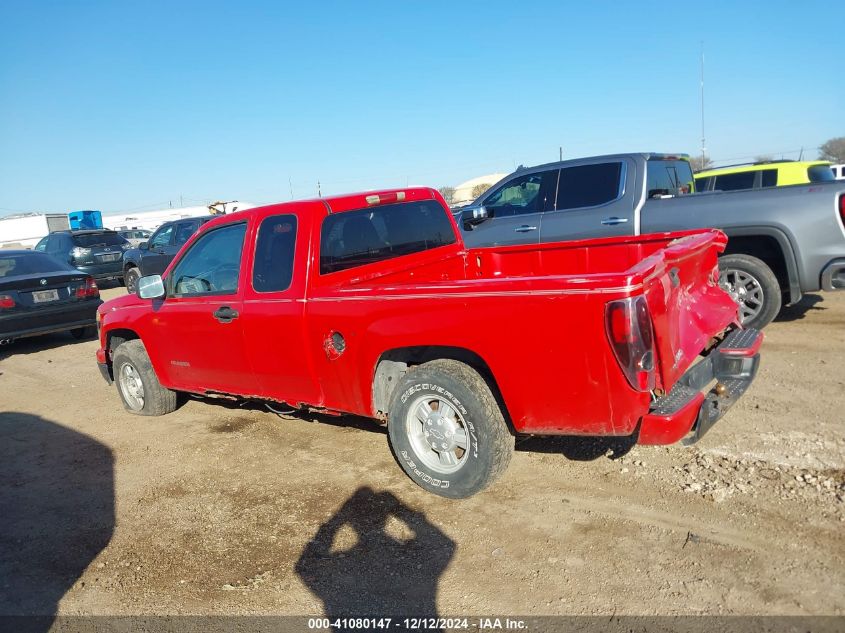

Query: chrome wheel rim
<box><xmin>719</xmin><ymin>268</ymin><xmax>764</xmax><ymax>324</ymax></box>
<box><xmin>405</xmin><ymin>395</ymin><xmax>470</xmax><ymax>474</ymax></box>
<box><xmin>118</xmin><ymin>362</ymin><xmax>145</xmax><ymax>411</ymax></box>
<box><xmin>126</xmin><ymin>271</ymin><xmax>137</xmax><ymax>293</ymax></box>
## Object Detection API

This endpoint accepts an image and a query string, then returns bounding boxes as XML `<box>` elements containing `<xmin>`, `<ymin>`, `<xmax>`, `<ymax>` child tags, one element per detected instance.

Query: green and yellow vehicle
<box><xmin>695</xmin><ymin>160</ymin><xmax>835</xmax><ymax>192</ymax></box>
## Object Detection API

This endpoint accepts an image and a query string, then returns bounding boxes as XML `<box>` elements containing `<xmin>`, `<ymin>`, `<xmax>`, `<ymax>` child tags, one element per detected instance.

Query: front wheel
<box><xmin>718</xmin><ymin>254</ymin><xmax>782</xmax><ymax>329</ymax></box>
<box><xmin>124</xmin><ymin>267</ymin><xmax>141</xmax><ymax>294</ymax></box>
<box><xmin>387</xmin><ymin>359</ymin><xmax>514</xmax><ymax>499</ymax></box>
<box><xmin>112</xmin><ymin>339</ymin><xmax>178</xmax><ymax>416</ymax></box>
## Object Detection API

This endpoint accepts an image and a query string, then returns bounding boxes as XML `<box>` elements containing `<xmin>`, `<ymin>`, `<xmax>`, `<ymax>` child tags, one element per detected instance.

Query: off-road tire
<box><xmin>718</xmin><ymin>254</ymin><xmax>781</xmax><ymax>329</ymax></box>
<box><xmin>124</xmin><ymin>266</ymin><xmax>141</xmax><ymax>294</ymax></box>
<box><xmin>112</xmin><ymin>339</ymin><xmax>178</xmax><ymax>416</ymax></box>
<box><xmin>387</xmin><ymin>359</ymin><xmax>514</xmax><ymax>499</ymax></box>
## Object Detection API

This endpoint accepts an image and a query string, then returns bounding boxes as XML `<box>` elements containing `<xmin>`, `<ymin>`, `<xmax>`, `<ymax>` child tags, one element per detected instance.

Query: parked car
<box><xmin>95</xmin><ymin>188</ymin><xmax>762</xmax><ymax>498</ymax></box>
<box><xmin>33</xmin><ymin>229</ymin><xmax>130</xmax><ymax>283</ymax></box>
<box><xmin>118</xmin><ymin>229</ymin><xmax>152</xmax><ymax>248</ymax></box>
<box><xmin>694</xmin><ymin>160</ymin><xmax>835</xmax><ymax>192</ymax></box>
<box><xmin>0</xmin><ymin>250</ymin><xmax>101</xmax><ymax>346</ymax></box>
<box><xmin>121</xmin><ymin>216</ymin><xmax>215</xmax><ymax>293</ymax></box>
<box><xmin>457</xmin><ymin>153</ymin><xmax>845</xmax><ymax>329</ymax></box>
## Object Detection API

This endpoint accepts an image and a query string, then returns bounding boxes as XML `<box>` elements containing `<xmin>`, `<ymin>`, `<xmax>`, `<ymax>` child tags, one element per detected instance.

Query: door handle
<box><xmin>601</xmin><ymin>217</ymin><xmax>629</xmax><ymax>226</ymax></box>
<box><xmin>514</xmin><ymin>225</ymin><xmax>538</xmax><ymax>233</ymax></box>
<box><xmin>213</xmin><ymin>306</ymin><xmax>239</xmax><ymax>323</ymax></box>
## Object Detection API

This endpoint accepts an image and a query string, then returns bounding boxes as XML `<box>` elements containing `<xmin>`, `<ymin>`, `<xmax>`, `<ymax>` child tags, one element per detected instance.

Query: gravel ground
<box><xmin>0</xmin><ymin>287</ymin><xmax>843</xmax><ymax>617</ymax></box>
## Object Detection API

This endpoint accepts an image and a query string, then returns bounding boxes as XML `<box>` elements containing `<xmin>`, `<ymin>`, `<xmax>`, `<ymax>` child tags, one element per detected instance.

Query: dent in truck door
<box><xmin>240</xmin><ymin>213</ymin><xmax>321</xmax><ymax>405</ymax></box>
<box><xmin>149</xmin><ymin>222</ymin><xmax>255</xmax><ymax>395</ymax></box>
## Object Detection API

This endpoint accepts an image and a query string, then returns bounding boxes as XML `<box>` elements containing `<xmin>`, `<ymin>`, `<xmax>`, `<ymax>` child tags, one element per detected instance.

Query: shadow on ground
<box><xmin>0</xmin><ymin>412</ymin><xmax>114</xmax><ymax>631</ymax></box>
<box><xmin>775</xmin><ymin>293</ymin><xmax>825</xmax><ymax>323</ymax></box>
<box><xmin>296</xmin><ymin>487</ymin><xmax>454</xmax><ymax>628</ymax></box>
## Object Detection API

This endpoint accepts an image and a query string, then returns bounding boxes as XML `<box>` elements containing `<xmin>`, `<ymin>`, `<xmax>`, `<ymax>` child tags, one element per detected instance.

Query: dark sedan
<box><xmin>0</xmin><ymin>251</ymin><xmax>102</xmax><ymax>346</ymax></box>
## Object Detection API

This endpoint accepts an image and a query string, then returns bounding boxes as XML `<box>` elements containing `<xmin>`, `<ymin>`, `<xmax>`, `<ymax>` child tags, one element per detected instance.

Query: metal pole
<box><xmin>700</xmin><ymin>41</ymin><xmax>706</xmax><ymax>166</ymax></box>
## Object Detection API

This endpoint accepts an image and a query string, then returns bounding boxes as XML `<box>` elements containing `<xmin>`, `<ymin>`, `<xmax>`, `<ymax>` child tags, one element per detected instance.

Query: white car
<box><xmin>117</xmin><ymin>229</ymin><xmax>153</xmax><ymax>248</ymax></box>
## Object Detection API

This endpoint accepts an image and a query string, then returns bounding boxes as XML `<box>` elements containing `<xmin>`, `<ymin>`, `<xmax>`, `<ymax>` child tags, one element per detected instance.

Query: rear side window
<box><xmin>253</xmin><ymin>214</ymin><xmax>297</xmax><ymax>292</ymax></box>
<box><xmin>174</xmin><ymin>221</ymin><xmax>198</xmax><ymax>246</ymax></box>
<box><xmin>71</xmin><ymin>232</ymin><xmax>128</xmax><ymax>247</ymax></box>
<box><xmin>761</xmin><ymin>169</ymin><xmax>778</xmax><ymax>188</ymax></box>
<box><xmin>647</xmin><ymin>159</ymin><xmax>695</xmax><ymax>198</ymax></box>
<box><xmin>808</xmin><ymin>165</ymin><xmax>835</xmax><ymax>182</ymax></box>
<box><xmin>694</xmin><ymin>176</ymin><xmax>713</xmax><ymax>192</ymax></box>
<box><xmin>714</xmin><ymin>171</ymin><xmax>756</xmax><ymax>191</ymax></box>
<box><xmin>556</xmin><ymin>162</ymin><xmax>622</xmax><ymax>209</ymax></box>
<box><xmin>320</xmin><ymin>200</ymin><xmax>456</xmax><ymax>274</ymax></box>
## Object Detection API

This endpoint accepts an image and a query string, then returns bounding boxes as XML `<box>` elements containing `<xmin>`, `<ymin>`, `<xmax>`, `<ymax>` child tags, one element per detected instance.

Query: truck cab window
<box><xmin>168</xmin><ymin>223</ymin><xmax>246</xmax><ymax>296</ymax></box>
<box><xmin>253</xmin><ymin>215</ymin><xmax>297</xmax><ymax>292</ymax></box>
<box><xmin>320</xmin><ymin>200</ymin><xmax>455</xmax><ymax>274</ymax></box>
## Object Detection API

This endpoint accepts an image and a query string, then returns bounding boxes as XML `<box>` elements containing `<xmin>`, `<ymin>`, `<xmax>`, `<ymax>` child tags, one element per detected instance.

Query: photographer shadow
<box><xmin>0</xmin><ymin>412</ymin><xmax>115</xmax><ymax>632</ymax></box>
<box><xmin>296</xmin><ymin>487</ymin><xmax>454</xmax><ymax>628</ymax></box>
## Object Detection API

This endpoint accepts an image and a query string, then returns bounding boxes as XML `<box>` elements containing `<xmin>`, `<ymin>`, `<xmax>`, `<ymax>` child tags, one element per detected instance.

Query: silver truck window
<box><xmin>555</xmin><ymin>163</ymin><xmax>623</xmax><ymax>210</ymax></box>
<box><xmin>647</xmin><ymin>159</ymin><xmax>695</xmax><ymax>197</ymax></box>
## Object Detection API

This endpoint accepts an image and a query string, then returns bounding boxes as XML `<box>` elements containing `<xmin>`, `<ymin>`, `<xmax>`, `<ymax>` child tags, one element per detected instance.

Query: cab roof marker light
<box><xmin>365</xmin><ymin>192</ymin><xmax>407</xmax><ymax>206</ymax></box>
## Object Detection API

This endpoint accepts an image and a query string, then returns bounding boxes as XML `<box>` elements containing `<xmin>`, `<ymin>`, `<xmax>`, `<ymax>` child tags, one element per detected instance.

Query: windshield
<box><xmin>71</xmin><ymin>232</ymin><xmax>129</xmax><ymax>247</ymax></box>
<box><xmin>646</xmin><ymin>159</ymin><xmax>695</xmax><ymax>197</ymax></box>
<box><xmin>0</xmin><ymin>252</ymin><xmax>73</xmax><ymax>278</ymax></box>
<box><xmin>808</xmin><ymin>165</ymin><xmax>835</xmax><ymax>182</ymax></box>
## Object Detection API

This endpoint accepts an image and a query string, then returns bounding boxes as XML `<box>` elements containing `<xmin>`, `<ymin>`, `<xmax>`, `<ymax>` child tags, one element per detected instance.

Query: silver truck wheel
<box><xmin>718</xmin><ymin>254</ymin><xmax>782</xmax><ymax>329</ymax></box>
<box><xmin>387</xmin><ymin>359</ymin><xmax>514</xmax><ymax>499</ymax></box>
<box><xmin>118</xmin><ymin>362</ymin><xmax>145</xmax><ymax>411</ymax></box>
<box><xmin>112</xmin><ymin>339</ymin><xmax>178</xmax><ymax>416</ymax></box>
<box><xmin>405</xmin><ymin>394</ymin><xmax>471</xmax><ymax>475</ymax></box>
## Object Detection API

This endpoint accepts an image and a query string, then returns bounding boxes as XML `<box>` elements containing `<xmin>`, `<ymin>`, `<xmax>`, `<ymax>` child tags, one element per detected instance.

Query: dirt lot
<box><xmin>1</xmin><ymin>286</ymin><xmax>843</xmax><ymax>618</ymax></box>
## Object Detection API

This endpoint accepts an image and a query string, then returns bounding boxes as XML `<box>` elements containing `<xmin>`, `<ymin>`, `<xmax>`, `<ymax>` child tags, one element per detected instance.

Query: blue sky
<box><xmin>1</xmin><ymin>0</ymin><xmax>842</xmax><ymax>216</ymax></box>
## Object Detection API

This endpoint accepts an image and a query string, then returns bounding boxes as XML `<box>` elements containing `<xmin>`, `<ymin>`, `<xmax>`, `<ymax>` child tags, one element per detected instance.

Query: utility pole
<box><xmin>289</xmin><ymin>178</ymin><xmax>294</xmax><ymax>200</ymax></box>
<box><xmin>180</xmin><ymin>194</ymin><xmax>183</xmax><ymax>207</ymax></box>
<box><xmin>559</xmin><ymin>146</ymin><xmax>563</xmax><ymax>162</ymax></box>
<box><xmin>699</xmin><ymin>41</ymin><xmax>707</xmax><ymax>166</ymax></box>
<box><xmin>317</xmin><ymin>180</ymin><xmax>322</xmax><ymax>197</ymax></box>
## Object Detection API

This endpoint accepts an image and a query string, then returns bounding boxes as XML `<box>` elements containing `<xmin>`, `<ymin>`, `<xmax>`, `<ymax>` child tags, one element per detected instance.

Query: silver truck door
<box><xmin>539</xmin><ymin>159</ymin><xmax>634</xmax><ymax>242</ymax></box>
<box><xmin>460</xmin><ymin>169</ymin><xmax>558</xmax><ymax>247</ymax></box>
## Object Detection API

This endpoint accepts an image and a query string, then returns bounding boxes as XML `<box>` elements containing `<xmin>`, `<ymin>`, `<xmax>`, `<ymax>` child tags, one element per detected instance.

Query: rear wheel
<box><xmin>112</xmin><ymin>339</ymin><xmax>178</xmax><ymax>416</ymax></box>
<box><xmin>124</xmin><ymin>267</ymin><xmax>141</xmax><ymax>294</ymax></box>
<box><xmin>718</xmin><ymin>254</ymin><xmax>781</xmax><ymax>329</ymax></box>
<box><xmin>70</xmin><ymin>326</ymin><xmax>95</xmax><ymax>340</ymax></box>
<box><xmin>387</xmin><ymin>359</ymin><xmax>513</xmax><ymax>499</ymax></box>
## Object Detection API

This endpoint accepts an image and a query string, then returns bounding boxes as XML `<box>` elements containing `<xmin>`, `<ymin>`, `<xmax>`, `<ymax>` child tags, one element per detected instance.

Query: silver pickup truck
<box><xmin>457</xmin><ymin>153</ymin><xmax>845</xmax><ymax>328</ymax></box>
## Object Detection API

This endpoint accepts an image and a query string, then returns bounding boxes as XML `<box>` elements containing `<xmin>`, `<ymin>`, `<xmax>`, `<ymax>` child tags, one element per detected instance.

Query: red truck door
<box><xmin>239</xmin><ymin>212</ymin><xmax>322</xmax><ymax>405</ymax></box>
<box><xmin>149</xmin><ymin>221</ymin><xmax>256</xmax><ymax>395</ymax></box>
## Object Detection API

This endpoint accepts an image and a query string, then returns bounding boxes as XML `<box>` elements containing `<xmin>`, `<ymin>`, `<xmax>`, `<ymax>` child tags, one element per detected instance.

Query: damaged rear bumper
<box><xmin>638</xmin><ymin>328</ymin><xmax>763</xmax><ymax>446</ymax></box>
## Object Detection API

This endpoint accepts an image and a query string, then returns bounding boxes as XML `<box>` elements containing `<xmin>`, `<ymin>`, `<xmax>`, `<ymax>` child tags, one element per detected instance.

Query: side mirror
<box><xmin>139</xmin><ymin>242</ymin><xmax>149</xmax><ymax>250</ymax></box>
<box><xmin>137</xmin><ymin>274</ymin><xmax>165</xmax><ymax>300</ymax></box>
<box><xmin>461</xmin><ymin>205</ymin><xmax>492</xmax><ymax>229</ymax></box>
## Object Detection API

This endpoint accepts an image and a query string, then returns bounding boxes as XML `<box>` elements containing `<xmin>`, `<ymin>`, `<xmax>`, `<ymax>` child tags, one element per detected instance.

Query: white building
<box><xmin>103</xmin><ymin>201</ymin><xmax>257</xmax><ymax>232</ymax></box>
<box><xmin>451</xmin><ymin>173</ymin><xmax>507</xmax><ymax>206</ymax></box>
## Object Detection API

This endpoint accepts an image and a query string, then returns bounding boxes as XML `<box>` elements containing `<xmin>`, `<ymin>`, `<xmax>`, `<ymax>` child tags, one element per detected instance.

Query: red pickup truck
<box><xmin>95</xmin><ymin>187</ymin><xmax>762</xmax><ymax>498</ymax></box>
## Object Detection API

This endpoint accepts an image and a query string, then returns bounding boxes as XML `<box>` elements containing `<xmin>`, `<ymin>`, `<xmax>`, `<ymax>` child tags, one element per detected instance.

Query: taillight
<box><xmin>75</xmin><ymin>277</ymin><xmax>99</xmax><ymax>299</ymax></box>
<box><xmin>606</xmin><ymin>295</ymin><xmax>656</xmax><ymax>392</ymax></box>
<box><xmin>0</xmin><ymin>294</ymin><xmax>14</xmax><ymax>309</ymax></box>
